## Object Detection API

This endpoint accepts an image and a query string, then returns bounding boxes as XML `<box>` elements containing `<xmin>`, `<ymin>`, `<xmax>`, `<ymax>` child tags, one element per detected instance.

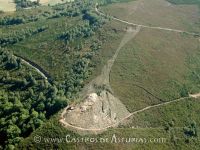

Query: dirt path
<box><xmin>95</xmin><ymin>3</ymin><xmax>199</xmax><ymax>36</ymax></box>
<box><xmin>60</xmin><ymin>95</ymin><xmax>199</xmax><ymax>132</ymax></box>
<box><xmin>13</xmin><ymin>55</ymin><xmax>49</xmax><ymax>80</ymax></box>
<box><xmin>59</xmin><ymin>24</ymin><xmax>199</xmax><ymax>133</ymax></box>
<box><xmin>79</xmin><ymin>26</ymin><xmax>141</xmax><ymax>97</ymax></box>
<box><xmin>59</xmin><ymin>3</ymin><xmax>200</xmax><ymax>133</ymax></box>
<box><xmin>189</xmin><ymin>93</ymin><xmax>200</xmax><ymax>98</ymax></box>
<box><xmin>60</xmin><ymin>26</ymin><xmax>141</xmax><ymax>132</ymax></box>
<box><xmin>0</xmin><ymin>0</ymin><xmax>16</xmax><ymax>12</ymax></box>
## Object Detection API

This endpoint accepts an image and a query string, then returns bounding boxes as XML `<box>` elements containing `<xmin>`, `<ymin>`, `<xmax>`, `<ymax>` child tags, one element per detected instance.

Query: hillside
<box><xmin>0</xmin><ymin>0</ymin><xmax>200</xmax><ymax>150</ymax></box>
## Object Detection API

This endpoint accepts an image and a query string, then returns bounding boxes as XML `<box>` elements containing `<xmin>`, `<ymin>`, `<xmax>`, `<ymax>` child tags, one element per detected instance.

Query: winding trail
<box><xmin>13</xmin><ymin>54</ymin><xmax>49</xmax><ymax>81</ymax></box>
<box><xmin>60</xmin><ymin>25</ymin><xmax>200</xmax><ymax>133</ymax></box>
<box><xmin>95</xmin><ymin>3</ymin><xmax>199</xmax><ymax>36</ymax></box>
<box><xmin>189</xmin><ymin>93</ymin><xmax>200</xmax><ymax>98</ymax></box>
<box><xmin>60</xmin><ymin>95</ymin><xmax>199</xmax><ymax>132</ymax></box>
<box><xmin>79</xmin><ymin>26</ymin><xmax>141</xmax><ymax>97</ymax></box>
<box><xmin>60</xmin><ymin>26</ymin><xmax>141</xmax><ymax>133</ymax></box>
<box><xmin>59</xmin><ymin>3</ymin><xmax>200</xmax><ymax>133</ymax></box>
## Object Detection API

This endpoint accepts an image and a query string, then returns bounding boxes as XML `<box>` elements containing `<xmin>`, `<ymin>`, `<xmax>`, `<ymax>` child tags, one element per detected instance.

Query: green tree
<box><xmin>6</xmin><ymin>125</ymin><xmax>21</xmax><ymax>139</ymax></box>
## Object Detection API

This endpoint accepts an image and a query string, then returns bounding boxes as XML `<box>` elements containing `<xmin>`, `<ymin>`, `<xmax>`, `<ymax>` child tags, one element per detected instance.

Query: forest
<box><xmin>0</xmin><ymin>49</ymin><xmax>68</xmax><ymax>149</ymax></box>
<box><xmin>0</xmin><ymin>0</ymin><xmax>105</xmax><ymax>149</ymax></box>
<box><xmin>15</xmin><ymin>0</ymin><xmax>40</xmax><ymax>8</ymax></box>
<box><xmin>0</xmin><ymin>26</ymin><xmax>48</xmax><ymax>47</ymax></box>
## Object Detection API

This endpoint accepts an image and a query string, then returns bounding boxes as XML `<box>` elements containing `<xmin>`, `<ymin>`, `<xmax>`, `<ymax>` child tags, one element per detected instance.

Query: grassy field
<box><xmin>0</xmin><ymin>0</ymin><xmax>16</xmax><ymax>12</ymax></box>
<box><xmin>102</xmin><ymin>0</ymin><xmax>200</xmax><ymax>33</ymax></box>
<box><xmin>126</xmin><ymin>98</ymin><xmax>200</xmax><ymax>129</ymax></box>
<box><xmin>110</xmin><ymin>28</ymin><xmax>200</xmax><ymax>112</ymax></box>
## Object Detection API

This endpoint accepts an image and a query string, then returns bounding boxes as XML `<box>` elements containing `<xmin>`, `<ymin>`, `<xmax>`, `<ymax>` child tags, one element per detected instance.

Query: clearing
<box><xmin>60</xmin><ymin>26</ymin><xmax>140</xmax><ymax>134</ymax></box>
<box><xmin>40</xmin><ymin>0</ymin><xmax>74</xmax><ymax>5</ymax></box>
<box><xmin>102</xmin><ymin>0</ymin><xmax>200</xmax><ymax>33</ymax></box>
<box><xmin>0</xmin><ymin>0</ymin><xmax>16</xmax><ymax>12</ymax></box>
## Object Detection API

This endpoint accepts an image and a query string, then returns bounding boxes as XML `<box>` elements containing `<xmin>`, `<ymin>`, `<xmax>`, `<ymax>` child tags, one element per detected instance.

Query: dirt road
<box><xmin>95</xmin><ymin>3</ymin><xmax>199</xmax><ymax>36</ymax></box>
<box><xmin>79</xmin><ymin>26</ymin><xmax>141</xmax><ymax>97</ymax></box>
<box><xmin>59</xmin><ymin>3</ymin><xmax>200</xmax><ymax>133</ymax></box>
<box><xmin>60</xmin><ymin>95</ymin><xmax>197</xmax><ymax>133</ymax></box>
<box><xmin>60</xmin><ymin>26</ymin><xmax>141</xmax><ymax>132</ymax></box>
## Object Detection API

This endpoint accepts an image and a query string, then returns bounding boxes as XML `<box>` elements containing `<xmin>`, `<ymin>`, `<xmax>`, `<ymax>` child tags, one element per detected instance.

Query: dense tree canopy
<box><xmin>0</xmin><ymin>50</ymin><xmax>68</xmax><ymax>148</ymax></box>
<box><xmin>0</xmin><ymin>0</ymin><xmax>105</xmax><ymax>149</ymax></box>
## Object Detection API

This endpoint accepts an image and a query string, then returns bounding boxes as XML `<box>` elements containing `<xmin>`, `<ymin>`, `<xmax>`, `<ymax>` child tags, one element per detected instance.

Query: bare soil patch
<box><xmin>0</xmin><ymin>0</ymin><xmax>16</xmax><ymax>12</ymax></box>
<box><xmin>60</xmin><ymin>26</ymin><xmax>141</xmax><ymax>133</ymax></box>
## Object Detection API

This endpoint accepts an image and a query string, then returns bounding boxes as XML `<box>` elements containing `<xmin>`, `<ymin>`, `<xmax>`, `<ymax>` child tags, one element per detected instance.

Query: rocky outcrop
<box><xmin>64</xmin><ymin>92</ymin><xmax>129</xmax><ymax>129</ymax></box>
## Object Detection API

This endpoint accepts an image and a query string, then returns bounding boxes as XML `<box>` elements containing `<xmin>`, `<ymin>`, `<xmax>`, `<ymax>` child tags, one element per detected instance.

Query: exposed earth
<box><xmin>59</xmin><ymin>3</ymin><xmax>200</xmax><ymax>134</ymax></box>
<box><xmin>60</xmin><ymin>26</ymin><xmax>141</xmax><ymax>133</ymax></box>
<box><xmin>0</xmin><ymin>0</ymin><xmax>16</xmax><ymax>12</ymax></box>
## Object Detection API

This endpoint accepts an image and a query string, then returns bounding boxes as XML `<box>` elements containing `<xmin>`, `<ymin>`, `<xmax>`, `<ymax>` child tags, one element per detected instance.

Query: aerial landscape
<box><xmin>0</xmin><ymin>0</ymin><xmax>200</xmax><ymax>149</ymax></box>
